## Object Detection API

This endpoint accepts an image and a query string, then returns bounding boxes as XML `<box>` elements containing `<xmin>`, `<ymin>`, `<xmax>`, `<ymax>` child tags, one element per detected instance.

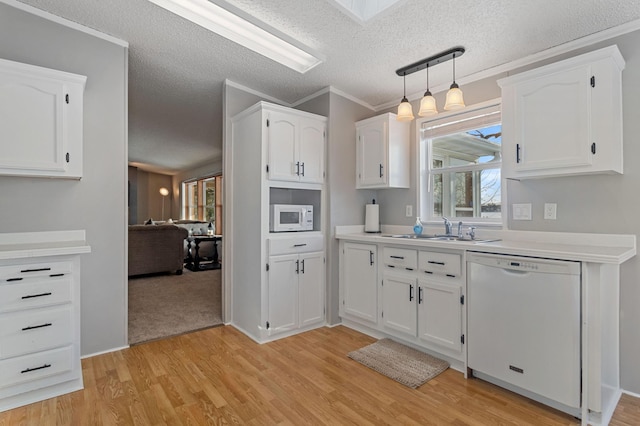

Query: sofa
<box><xmin>128</xmin><ymin>224</ymin><xmax>189</xmax><ymax>276</ymax></box>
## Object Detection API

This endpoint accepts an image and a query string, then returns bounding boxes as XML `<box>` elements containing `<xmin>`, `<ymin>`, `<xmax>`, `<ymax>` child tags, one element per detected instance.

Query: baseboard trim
<box><xmin>82</xmin><ymin>345</ymin><xmax>129</xmax><ymax>359</ymax></box>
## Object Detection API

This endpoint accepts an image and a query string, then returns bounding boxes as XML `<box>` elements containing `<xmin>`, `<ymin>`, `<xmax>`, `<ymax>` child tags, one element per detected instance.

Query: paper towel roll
<box><xmin>365</xmin><ymin>203</ymin><xmax>380</xmax><ymax>233</ymax></box>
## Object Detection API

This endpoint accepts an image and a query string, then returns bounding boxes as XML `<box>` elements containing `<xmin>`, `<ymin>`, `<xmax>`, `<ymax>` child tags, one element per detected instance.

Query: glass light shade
<box><xmin>397</xmin><ymin>97</ymin><xmax>414</xmax><ymax>122</ymax></box>
<box><xmin>444</xmin><ymin>84</ymin><xmax>465</xmax><ymax>110</ymax></box>
<box><xmin>418</xmin><ymin>91</ymin><xmax>438</xmax><ymax>117</ymax></box>
<box><xmin>159</xmin><ymin>187</ymin><xmax>169</xmax><ymax>196</ymax></box>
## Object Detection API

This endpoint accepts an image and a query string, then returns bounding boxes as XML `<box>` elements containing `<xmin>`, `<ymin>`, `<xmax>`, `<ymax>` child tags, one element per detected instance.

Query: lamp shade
<box><xmin>418</xmin><ymin>91</ymin><xmax>438</xmax><ymax>117</ymax></box>
<box><xmin>159</xmin><ymin>187</ymin><xmax>169</xmax><ymax>196</ymax></box>
<box><xmin>444</xmin><ymin>83</ymin><xmax>465</xmax><ymax>110</ymax></box>
<box><xmin>397</xmin><ymin>97</ymin><xmax>414</xmax><ymax>122</ymax></box>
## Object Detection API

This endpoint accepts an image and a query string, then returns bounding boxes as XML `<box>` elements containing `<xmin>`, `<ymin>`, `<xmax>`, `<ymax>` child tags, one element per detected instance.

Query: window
<box><xmin>419</xmin><ymin>101</ymin><xmax>501</xmax><ymax>223</ymax></box>
<box><xmin>182</xmin><ymin>175</ymin><xmax>223</xmax><ymax>233</ymax></box>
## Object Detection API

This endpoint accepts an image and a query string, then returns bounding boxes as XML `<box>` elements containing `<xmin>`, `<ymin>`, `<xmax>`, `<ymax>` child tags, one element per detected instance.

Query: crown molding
<box><xmin>1</xmin><ymin>0</ymin><xmax>129</xmax><ymax>47</ymax></box>
<box><xmin>223</xmin><ymin>79</ymin><xmax>289</xmax><ymax>106</ymax></box>
<box><xmin>374</xmin><ymin>17</ymin><xmax>640</xmax><ymax>112</ymax></box>
<box><xmin>291</xmin><ymin>86</ymin><xmax>375</xmax><ymax>111</ymax></box>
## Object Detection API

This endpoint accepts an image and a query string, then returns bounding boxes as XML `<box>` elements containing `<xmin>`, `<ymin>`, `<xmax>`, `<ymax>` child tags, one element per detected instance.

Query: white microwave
<box><xmin>270</xmin><ymin>204</ymin><xmax>313</xmax><ymax>232</ymax></box>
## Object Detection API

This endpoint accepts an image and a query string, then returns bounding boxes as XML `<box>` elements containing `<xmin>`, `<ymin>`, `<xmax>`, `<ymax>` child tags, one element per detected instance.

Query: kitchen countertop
<box><xmin>335</xmin><ymin>226</ymin><xmax>636</xmax><ymax>265</ymax></box>
<box><xmin>0</xmin><ymin>230</ymin><xmax>91</xmax><ymax>260</ymax></box>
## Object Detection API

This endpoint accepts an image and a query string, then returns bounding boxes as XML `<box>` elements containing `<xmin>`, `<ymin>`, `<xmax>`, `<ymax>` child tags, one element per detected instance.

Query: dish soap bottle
<box><xmin>413</xmin><ymin>217</ymin><xmax>423</xmax><ymax>236</ymax></box>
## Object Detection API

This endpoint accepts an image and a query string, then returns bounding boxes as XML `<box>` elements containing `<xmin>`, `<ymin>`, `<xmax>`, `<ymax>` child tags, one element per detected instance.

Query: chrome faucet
<box><xmin>457</xmin><ymin>221</ymin><xmax>463</xmax><ymax>238</ymax></box>
<box><xmin>443</xmin><ymin>217</ymin><xmax>453</xmax><ymax>236</ymax></box>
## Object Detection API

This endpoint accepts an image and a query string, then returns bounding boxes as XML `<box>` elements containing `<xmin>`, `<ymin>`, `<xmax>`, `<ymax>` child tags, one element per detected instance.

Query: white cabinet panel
<box><xmin>267</xmin><ymin>110</ymin><xmax>325</xmax><ymax>184</ymax></box>
<box><xmin>341</xmin><ymin>242</ymin><xmax>377</xmax><ymax>325</ymax></box>
<box><xmin>382</xmin><ymin>273</ymin><xmax>416</xmax><ymax>336</ymax></box>
<box><xmin>267</xmin><ymin>254</ymin><xmax>298</xmax><ymax>335</ymax></box>
<box><xmin>267</xmin><ymin>111</ymin><xmax>298</xmax><ymax>182</ymax></box>
<box><xmin>0</xmin><ymin>58</ymin><xmax>85</xmax><ymax>179</ymax></box>
<box><xmin>500</xmin><ymin>45</ymin><xmax>624</xmax><ymax>179</ymax></box>
<box><xmin>418</xmin><ymin>280</ymin><xmax>462</xmax><ymax>353</ymax></box>
<box><xmin>356</xmin><ymin>113</ymin><xmax>409</xmax><ymax>189</ymax></box>
<box><xmin>298</xmin><ymin>252</ymin><xmax>324</xmax><ymax>327</ymax></box>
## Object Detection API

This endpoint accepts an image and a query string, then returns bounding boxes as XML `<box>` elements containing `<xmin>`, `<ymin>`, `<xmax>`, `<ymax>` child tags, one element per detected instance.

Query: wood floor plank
<box><xmin>0</xmin><ymin>325</ymin><xmax>638</xmax><ymax>425</ymax></box>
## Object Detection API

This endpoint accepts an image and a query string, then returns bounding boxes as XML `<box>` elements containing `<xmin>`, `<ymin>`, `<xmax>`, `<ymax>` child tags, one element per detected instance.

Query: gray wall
<box><xmin>0</xmin><ymin>3</ymin><xmax>128</xmax><ymax>355</ymax></box>
<box><xmin>374</xmin><ymin>31</ymin><xmax>640</xmax><ymax>393</ymax></box>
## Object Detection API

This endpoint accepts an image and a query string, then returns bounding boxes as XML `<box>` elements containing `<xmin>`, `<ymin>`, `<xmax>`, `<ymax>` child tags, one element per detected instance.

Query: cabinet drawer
<box><xmin>0</xmin><ymin>261</ymin><xmax>72</xmax><ymax>281</ymax></box>
<box><xmin>383</xmin><ymin>247</ymin><xmax>417</xmax><ymax>271</ymax></box>
<box><xmin>0</xmin><ymin>345</ymin><xmax>73</xmax><ymax>389</ymax></box>
<box><xmin>0</xmin><ymin>305</ymin><xmax>73</xmax><ymax>359</ymax></box>
<box><xmin>269</xmin><ymin>235</ymin><xmax>324</xmax><ymax>256</ymax></box>
<box><xmin>0</xmin><ymin>275</ymin><xmax>72</xmax><ymax>313</ymax></box>
<box><xmin>419</xmin><ymin>251</ymin><xmax>461</xmax><ymax>277</ymax></box>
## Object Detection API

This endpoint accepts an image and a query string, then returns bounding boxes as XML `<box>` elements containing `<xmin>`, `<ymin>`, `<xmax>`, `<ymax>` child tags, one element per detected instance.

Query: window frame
<box><xmin>416</xmin><ymin>98</ymin><xmax>504</xmax><ymax>227</ymax></box>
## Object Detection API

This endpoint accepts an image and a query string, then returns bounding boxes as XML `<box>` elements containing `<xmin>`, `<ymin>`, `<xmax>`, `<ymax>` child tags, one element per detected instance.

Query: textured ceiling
<box><xmin>13</xmin><ymin>0</ymin><xmax>640</xmax><ymax>174</ymax></box>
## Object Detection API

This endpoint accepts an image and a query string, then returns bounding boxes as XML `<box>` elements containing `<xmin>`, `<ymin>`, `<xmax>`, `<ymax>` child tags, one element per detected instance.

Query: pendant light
<box><xmin>396</xmin><ymin>73</ymin><xmax>414</xmax><ymax>122</ymax></box>
<box><xmin>444</xmin><ymin>52</ymin><xmax>465</xmax><ymax>110</ymax></box>
<box><xmin>418</xmin><ymin>64</ymin><xmax>438</xmax><ymax>117</ymax></box>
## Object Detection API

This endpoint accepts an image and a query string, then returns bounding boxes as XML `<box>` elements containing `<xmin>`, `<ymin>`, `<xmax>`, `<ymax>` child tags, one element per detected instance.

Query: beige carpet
<box><xmin>348</xmin><ymin>338</ymin><xmax>449</xmax><ymax>388</ymax></box>
<box><xmin>128</xmin><ymin>268</ymin><xmax>222</xmax><ymax>345</ymax></box>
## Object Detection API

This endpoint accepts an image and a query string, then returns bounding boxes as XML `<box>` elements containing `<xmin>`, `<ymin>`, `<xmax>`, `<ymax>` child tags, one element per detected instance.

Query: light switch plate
<box><xmin>405</xmin><ymin>205</ymin><xmax>412</xmax><ymax>217</ymax></box>
<box><xmin>512</xmin><ymin>203</ymin><xmax>532</xmax><ymax>220</ymax></box>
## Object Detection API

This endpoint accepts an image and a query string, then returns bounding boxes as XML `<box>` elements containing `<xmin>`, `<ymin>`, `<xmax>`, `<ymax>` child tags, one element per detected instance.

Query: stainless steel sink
<box><xmin>384</xmin><ymin>234</ymin><xmax>500</xmax><ymax>243</ymax></box>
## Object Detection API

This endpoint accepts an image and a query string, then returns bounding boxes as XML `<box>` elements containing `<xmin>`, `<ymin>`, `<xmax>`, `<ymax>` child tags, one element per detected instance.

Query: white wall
<box><xmin>0</xmin><ymin>2</ymin><xmax>128</xmax><ymax>355</ymax></box>
<box><xmin>375</xmin><ymin>31</ymin><xmax>640</xmax><ymax>393</ymax></box>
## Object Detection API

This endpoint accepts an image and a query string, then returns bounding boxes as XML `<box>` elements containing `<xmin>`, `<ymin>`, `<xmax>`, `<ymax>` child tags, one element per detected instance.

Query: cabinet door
<box><xmin>381</xmin><ymin>273</ymin><xmax>417</xmax><ymax>336</ymax></box>
<box><xmin>512</xmin><ymin>65</ymin><xmax>591</xmax><ymax>172</ymax></box>
<box><xmin>356</xmin><ymin>121</ymin><xmax>387</xmax><ymax>187</ymax></box>
<box><xmin>267</xmin><ymin>111</ymin><xmax>298</xmax><ymax>182</ymax></box>
<box><xmin>268</xmin><ymin>254</ymin><xmax>298</xmax><ymax>335</ymax></box>
<box><xmin>299</xmin><ymin>118</ymin><xmax>325</xmax><ymax>184</ymax></box>
<box><xmin>418</xmin><ymin>280</ymin><xmax>462</xmax><ymax>353</ymax></box>
<box><xmin>341</xmin><ymin>243</ymin><xmax>377</xmax><ymax>325</ymax></box>
<box><xmin>0</xmin><ymin>72</ymin><xmax>67</xmax><ymax>173</ymax></box>
<box><xmin>298</xmin><ymin>252</ymin><xmax>324</xmax><ymax>327</ymax></box>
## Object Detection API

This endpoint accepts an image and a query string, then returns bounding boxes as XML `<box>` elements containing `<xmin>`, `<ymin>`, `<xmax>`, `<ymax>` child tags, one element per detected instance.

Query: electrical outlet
<box><xmin>544</xmin><ymin>203</ymin><xmax>557</xmax><ymax>220</ymax></box>
<box><xmin>405</xmin><ymin>205</ymin><xmax>412</xmax><ymax>217</ymax></box>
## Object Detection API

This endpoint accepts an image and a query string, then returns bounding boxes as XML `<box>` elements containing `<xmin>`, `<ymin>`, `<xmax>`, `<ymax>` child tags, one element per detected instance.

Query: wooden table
<box><xmin>185</xmin><ymin>235</ymin><xmax>221</xmax><ymax>271</ymax></box>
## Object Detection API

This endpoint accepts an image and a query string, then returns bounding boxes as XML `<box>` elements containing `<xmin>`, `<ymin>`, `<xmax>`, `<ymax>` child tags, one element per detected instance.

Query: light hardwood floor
<box><xmin>1</xmin><ymin>325</ymin><xmax>638</xmax><ymax>425</ymax></box>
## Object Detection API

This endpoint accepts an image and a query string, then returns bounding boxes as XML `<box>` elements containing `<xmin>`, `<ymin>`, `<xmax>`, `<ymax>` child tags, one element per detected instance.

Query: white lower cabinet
<box><xmin>340</xmin><ymin>242</ymin><xmax>378</xmax><ymax>326</ymax></box>
<box><xmin>417</xmin><ymin>280</ymin><xmax>462</xmax><ymax>352</ymax></box>
<box><xmin>0</xmin><ymin>230</ymin><xmax>89</xmax><ymax>413</ymax></box>
<box><xmin>381</xmin><ymin>273</ymin><xmax>416</xmax><ymax>336</ymax></box>
<box><xmin>340</xmin><ymin>242</ymin><xmax>464</xmax><ymax>361</ymax></box>
<box><xmin>267</xmin><ymin>236</ymin><xmax>324</xmax><ymax>337</ymax></box>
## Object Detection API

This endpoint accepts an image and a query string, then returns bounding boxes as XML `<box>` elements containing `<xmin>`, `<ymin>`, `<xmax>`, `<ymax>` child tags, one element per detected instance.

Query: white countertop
<box><xmin>335</xmin><ymin>226</ymin><xmax>636</xmax><ymax>264</ymax></box>
<box><xmin>0</xmin><ymin>230</ymin><xmax>91</xmax><ymax>260</ymax></box>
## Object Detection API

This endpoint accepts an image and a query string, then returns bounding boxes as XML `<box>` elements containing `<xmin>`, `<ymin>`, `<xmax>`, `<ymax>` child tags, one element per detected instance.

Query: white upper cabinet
<box><xmin>356</xmin><ymin>113</ymin><xmax>409</xmax><ymax>188</ymax></box>
<box><xmin>267</xmin><ymin>110</ymin><xmax>325</xmax><ymax>184</ymax></box>
<box><xmin>499</xmin><ymin>45</ymin><xmax>624</xmax><ymax>179</ymax></box>
<box><xmin>0</xmin><ymin>58</ymin><xmax>86</xmax><ymax>179</ymax></box>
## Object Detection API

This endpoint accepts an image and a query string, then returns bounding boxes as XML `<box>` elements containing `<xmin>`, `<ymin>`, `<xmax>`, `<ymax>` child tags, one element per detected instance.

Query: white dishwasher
<box><xmin>467</xmin><ymin>252</ymin><xmax>581</xmax><ymax>413</ymax></box>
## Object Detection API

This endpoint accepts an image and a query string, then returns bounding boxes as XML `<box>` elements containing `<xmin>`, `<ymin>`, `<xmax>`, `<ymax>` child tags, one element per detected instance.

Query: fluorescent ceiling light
<box><xmin>148</xmin><ymin>0</ymin><xmax>323</xmax><ymax>73</ymax></box>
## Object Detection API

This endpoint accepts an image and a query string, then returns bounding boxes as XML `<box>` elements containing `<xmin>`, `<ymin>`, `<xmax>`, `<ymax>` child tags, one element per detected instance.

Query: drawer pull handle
<box><xmin>388</xmin><ymin>265</ymin><xmax>396</xmax><ymax>268</ymax></box>
<box><xmin>293</xmin><ymin>244</ymin><xmax>307</xmax><ymax>247</ymax></box>
<box><xmin>49</xmin><ymin>273</ymin><xmax>65</xmax><ymax>277</ymax></box>
<box><xmin>21</xmin><ymin>292</ymin><xmax>52</xmax><ymax>300</ymax></box>
<box><xmin>424</xmin><ymin>271</ymin><xmax>433</xmax><ymax>274</ymax></box>
<box><xmin>427</xmin><ymin>260</ymin><xmax>445</xmax><ymax>266</ymax></box>
<box><xmin>446</xmin><ymin>274</ymin><xmax>456</xmax><ymax>278</ymax></box>
<box><xmin>405</xmin><ymin>267</ymin><xmax>414</xmax><ymax>271</ymax></box>
<box><xmin>7</xmin><ymin>277</ymin><xmax>23</xmax><ymax>282</ymax></box>
<box><xmin>21</xmin><ymin>364</ymin><xmax>51</xmax><ymax>374</ymax></box>
<box><xmin>390</xmin><ymin>255</ymin><xmax>405</xmax><ymax>259</ymax></box>
<box><xmin>22</xmin><ymin>323</ymin><xmax>52</xmax><ymax>331</ymax></box>
<box><xmin>20</xmin><ymin>268</ymin><xmax>52</xmax><ymax>273</ymax></box>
